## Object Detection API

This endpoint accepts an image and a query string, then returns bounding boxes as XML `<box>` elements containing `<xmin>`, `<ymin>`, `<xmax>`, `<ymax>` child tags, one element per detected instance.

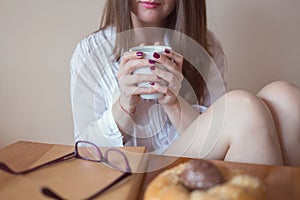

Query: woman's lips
<box><xmin>140</xmin><ymin>1</ymin><xmax>161</xmax><ymax>9</ymax></box>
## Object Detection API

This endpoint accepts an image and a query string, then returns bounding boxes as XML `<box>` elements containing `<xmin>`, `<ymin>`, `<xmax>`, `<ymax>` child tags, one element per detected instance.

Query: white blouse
<box><xmin>70</xmin><ymin>27</ymin><xmax>226</xmax><ymax>153</ymax></box>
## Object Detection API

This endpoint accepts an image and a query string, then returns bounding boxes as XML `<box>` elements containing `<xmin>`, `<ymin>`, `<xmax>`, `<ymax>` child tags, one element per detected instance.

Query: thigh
<box><xmin>164</xmin><ymin>89</ymin><xmax>282</xmax><ymax>164</ymax></box>
<box><xmin>164</xmin><ymin>93</ymin><xmax>230</xmax><ymax>159</ymax></box>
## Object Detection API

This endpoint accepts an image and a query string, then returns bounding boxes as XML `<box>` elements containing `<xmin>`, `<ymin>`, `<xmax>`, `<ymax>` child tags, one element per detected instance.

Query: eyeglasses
<box><xmin>0</xmin><ymin>141</ymin><xmax>132</xmax><ymax>199</ymax></box>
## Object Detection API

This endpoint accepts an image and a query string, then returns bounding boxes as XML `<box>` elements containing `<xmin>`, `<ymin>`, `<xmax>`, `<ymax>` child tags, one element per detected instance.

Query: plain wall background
<box><xmin>1</xmin><ymin>0</ymin><xmax>299</xmax><ymax>147</ymax></box>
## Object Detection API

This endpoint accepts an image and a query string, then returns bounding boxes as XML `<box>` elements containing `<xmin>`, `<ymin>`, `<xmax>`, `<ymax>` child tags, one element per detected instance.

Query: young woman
<box><xmin>70</xmin><ymin>0</ymin><xmax>300</xmax><ymax>166</ymax></box>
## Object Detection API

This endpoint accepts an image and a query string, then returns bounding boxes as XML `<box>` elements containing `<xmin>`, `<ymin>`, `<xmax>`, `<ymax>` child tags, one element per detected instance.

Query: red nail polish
<box><xmin>136</xmin><ymin>51</ymin><xmax>143</xmax><ymax>57</ymax></box>
<box><xmin>149</xmin><ymin>59</ymin><xmax>156</xmax><ymax>64</ymax></box>
<box><xmin>149</xmin><ymin>82</ymin><xmax>155</xmax><ymax>86</ymax></box>
<box><xmin>150</xmin><ymin>66</ymin><xmax>156</xmax><ymax>71</ymax></box>
<box><xmin>165</xmin><ymin>49</ymin><xmax>171</xmax><ymax>54</ymax></box>
<box><xmin>153</xmin><ymin>52</ymin><xmax>160</xmax><ymax>59</ymax></box>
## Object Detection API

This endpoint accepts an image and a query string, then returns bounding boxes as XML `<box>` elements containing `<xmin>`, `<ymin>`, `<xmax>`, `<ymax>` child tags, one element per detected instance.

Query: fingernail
<box><xmin>165</xmin><ymin>49</ymin><xmax>171</xmax><ymax>54</ymax></box>
<box><xmin>157</xmin><ymin>76</ymin><xmax>162</xmax><ymax>79</ymax></box>
<box><xmin>149</xmin><ymin>59</ymin><xmax>156</xmax><ymax>64</ymax></box>
<box><xmin>136</xmin><ymin>51</ymin><xmax>143</xmax><ymax>57</ymax></box>
<box><xmin>150</xmin><ymin>66</ymin><xmax>156</xmax><ymax>71</ymax></box>
<box><xmin>149</xmin><ymin>82</ymin><xmax>155</xmax><ymax>86</ymax></box>
<box><xmin>153</xmin><ymin>52</ymin><xmax>160</xmax><ymax>59</ymax></box>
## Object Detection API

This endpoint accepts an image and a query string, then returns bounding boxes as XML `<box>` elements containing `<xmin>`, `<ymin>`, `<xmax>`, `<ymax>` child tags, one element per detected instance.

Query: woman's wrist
<box><xmin>118</xmin><ymin>97</ymin><xmax>136</xmax><ymax>116</ymax></box>
<box><xmin>162</xmin><ymin>96</ymin><xmax>200</xmax><ymax>134</ymax></box>
<box><xmin>112</xmin><ymin>97</ymin><xmax>135</xmax><ymax>142</ymax></box>
<box><xmin>161</xmin><ymin>98</ymin><xmax>181</xmax><ymax>115</ymax></box>
<box><xmin>118</xmin><ymin>96</ymin><xmax>136</xmax><ymax>117</ymax></box>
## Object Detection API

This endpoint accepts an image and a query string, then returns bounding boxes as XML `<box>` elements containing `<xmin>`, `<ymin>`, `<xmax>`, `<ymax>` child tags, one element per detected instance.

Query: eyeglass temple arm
<box><xmin>41</xmin><ymin>187</ymin><xmax>65</xmax><ymax>200</ymax></box>
<box><xmin>41</xmin><ymin>172</ymin><xmax>132</xmax><ymax>200</ymax></box>
<box><xmin>85</xmin><ymin>172</ymin><xmax>132</xmax><ymax>200</ymax></box>
<box><xmin>0</xmin><ymin>151</ymin><xmax>76</xmax><ymax>175</ymax></box>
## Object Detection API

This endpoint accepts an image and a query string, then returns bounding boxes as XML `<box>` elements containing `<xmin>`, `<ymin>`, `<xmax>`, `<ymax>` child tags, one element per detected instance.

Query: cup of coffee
<box><xmin>129</xmin><ymin>45</ymin><xmax>171</xmax><ymax>100</ymax></box>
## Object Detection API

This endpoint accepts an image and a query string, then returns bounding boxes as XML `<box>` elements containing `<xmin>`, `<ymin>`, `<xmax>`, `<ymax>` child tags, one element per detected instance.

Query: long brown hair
<box><xmin>98</xmin><ymin>0</ymin><xmax>210</xmax><ymax>104</ymax></box>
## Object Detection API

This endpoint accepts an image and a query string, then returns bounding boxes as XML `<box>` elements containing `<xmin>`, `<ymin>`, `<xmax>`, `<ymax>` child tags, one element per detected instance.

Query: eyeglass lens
<box><xmin>76</xmin><ymin>141</ymin><xmax>102</xmax><ymax>162</ymax></box>
<box><xmin>76</xmin><ymin>141</ymin><xmax>131</xmax><ymax>172</ymax></box>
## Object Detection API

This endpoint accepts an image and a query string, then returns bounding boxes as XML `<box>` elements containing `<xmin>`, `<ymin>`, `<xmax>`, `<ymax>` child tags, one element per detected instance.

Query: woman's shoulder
<box><xmin>73</xmin><ymin>26</ymin><xmax>116</xmax><ymax>58</ymax></box>
<box><xmin>70</xmin><ymin>26</ymin><xmax>116</xmax><ymax>71</ymax></box>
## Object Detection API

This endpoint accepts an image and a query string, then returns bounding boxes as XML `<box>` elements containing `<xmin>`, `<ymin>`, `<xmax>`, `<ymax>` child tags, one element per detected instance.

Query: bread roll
<box><xmin>144</xmin><ymin>160</ymin><xmax>265</xmax><ymax>200</ymax></box>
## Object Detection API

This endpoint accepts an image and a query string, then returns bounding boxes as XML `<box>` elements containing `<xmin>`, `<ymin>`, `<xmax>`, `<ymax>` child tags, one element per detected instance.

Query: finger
<box><xmin>152</xmin><ymin>83</ymin><xmax>178</xmax><ymax>98</ymax></box>
<box><xmin>129</xmin><ymin>85</ymin><xmax>158</xmax><ymax>96</ymax></box>
<box><xmin>122</xmin><ymin>73</ymin><xmax>161</xmax><ymax>85</ymax></box>
<box><xmin>151</xmin><ymin>83</ymin><xmax>168</xmax><ymax>95</ymax></box>
<box><xmin>149</xmin><ymin>66</ymin><xmax>176</xmax><ymax>84</ymax></box>
<box><xmin>120</xmin><ymin>83</ymin><xmax>157</xmax><ymax>97</ymax></box>
<box><xmin>126</xmin><ymin>59</ymin><xmax>157</xmax><ymax>74</ymax></box>
<box><xmin>151</xmin><ymin>51</ymin><xmax>183</xmax><ymax>74</ymax></box>
<box><xmin>120</xmin><ymin>51</ymin><xmax>144</xmax><ymax>67</ymax></box>
<box><xmin>164</xmin><ymin>50</ymin><xmax>184</xmax><ymax>68</ymax></box>
<box><xmin>118</xmin><ymin>58</ymin><xmax>153</xmax><ymax>79</ymax></box>
<box><xmin>150</xmin><ymin>52</ymin><xmax>178</xmax><ymax>72</ymax></box>
<box><xmin>149</xmin><ymin>58</ymin><xmax>183</xmax><ymax>81</ymax></box>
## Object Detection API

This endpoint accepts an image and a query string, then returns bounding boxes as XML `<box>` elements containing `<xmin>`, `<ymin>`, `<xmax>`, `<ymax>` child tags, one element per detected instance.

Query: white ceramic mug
<box><xmin>130</xmin><ymin>45</ymin><xmax>171</xmax><ymax>99</ymax></box>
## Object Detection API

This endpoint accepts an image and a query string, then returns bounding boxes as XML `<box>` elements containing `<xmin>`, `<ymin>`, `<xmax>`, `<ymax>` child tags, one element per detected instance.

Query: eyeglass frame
<box><xmin>0</xmin><ymin>140</ymin><xmax>131</xmax><ymax>174</ymax></box>
<box><xmin>0</xmin><ymin>140</ymin><xmax>132</xmax><ymax>199</ymax></box>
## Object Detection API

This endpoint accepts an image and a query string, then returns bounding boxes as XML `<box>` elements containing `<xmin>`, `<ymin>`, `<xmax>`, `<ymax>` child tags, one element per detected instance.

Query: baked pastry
<box><xmin>144</xmin><ymin>159</ymin><xmax>265</xmax><ymax>200</ymax></box>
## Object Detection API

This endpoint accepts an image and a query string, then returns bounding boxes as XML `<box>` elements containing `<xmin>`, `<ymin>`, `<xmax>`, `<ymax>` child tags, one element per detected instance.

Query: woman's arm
<box><xmin>150</xmin><ymin>32</ymin><xmax>226</xmax><ymax>134</ymax></box>
<box><xmin>162</xmin><ymin>96</ymin><xmax>200</xmax><ymax>133</ymax></box>
<box><xmin>70</xmin><ymin>39</ymin><xmax>123</xmax><ymax>147</ymax></box>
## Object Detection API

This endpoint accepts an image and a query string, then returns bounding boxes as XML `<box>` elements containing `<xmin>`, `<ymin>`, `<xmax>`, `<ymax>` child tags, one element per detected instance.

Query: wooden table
<box><xmin>0</xmin><ymin>141</ymin><xmax>146</xmax><ymax>200</ymax></box>
<box><xmin>1</xmin><ymin>141</ymin><xmax>300</xmax><ymax>200</ymax></box>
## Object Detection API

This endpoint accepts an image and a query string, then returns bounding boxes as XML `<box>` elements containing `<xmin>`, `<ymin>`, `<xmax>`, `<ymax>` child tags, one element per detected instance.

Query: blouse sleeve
<box><xmin>70</xmin><ymin>38</ymin><xmax>123</xmax><ymax>147</ymax></box>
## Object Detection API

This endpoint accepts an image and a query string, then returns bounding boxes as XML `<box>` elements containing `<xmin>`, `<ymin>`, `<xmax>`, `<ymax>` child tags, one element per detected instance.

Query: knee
<box><xmin>224</xmin><ymin>90</ymin><xmax>279</xmax><ymax>148</ymax></box>
<box><xmin>258</xmin><ymin>81</ymin><xmax>300</xmax><ymax>111</ymax></box>
<box><xmin>226</xmin><ymin>90</ymin><xmax>268</xmax><ymax>114</ymax></box>
<box><xmin>225</xmin><ymin>90</ymin><xmax>274</xmax><ymax>126</ymax></box>
<box><xmin>260</xmin><ymin>81</ymin><xmax>298</xmax><ymax>96</ymax></box>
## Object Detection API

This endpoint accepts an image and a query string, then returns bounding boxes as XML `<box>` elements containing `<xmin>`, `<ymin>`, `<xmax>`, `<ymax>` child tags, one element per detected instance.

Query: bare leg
<box><xmin>165</xmin><ymin>90</ymin><xmax>283</xmax><ymax>165</ymax></box>
<box><xmin>257</xmin><ymin>81</ymin><xmax>300</xmax><ymax>166</ymax></box>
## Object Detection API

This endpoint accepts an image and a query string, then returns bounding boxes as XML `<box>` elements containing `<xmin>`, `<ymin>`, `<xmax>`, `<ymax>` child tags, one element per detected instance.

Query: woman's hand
<box><xmin>117</xmin><ymin>51</ymin><xmax>160</xmax><ymax>115</ymax></box>
<box><xmin>150</xmin><ymin>49</ymin><xmax>184</xmax><ymax>105</ymax></box>
<box><xmin>149</xmin><ymin>49</ymin><xmax>200</xmax><ymax>134</ymax></box>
